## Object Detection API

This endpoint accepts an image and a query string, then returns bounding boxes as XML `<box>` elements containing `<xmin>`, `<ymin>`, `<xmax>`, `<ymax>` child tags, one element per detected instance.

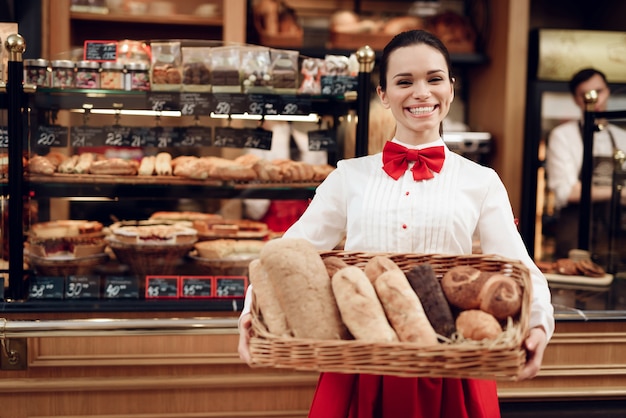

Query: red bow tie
<box><xmin>382</xmin><ymin>141</ymin><xmax>445</xmax><ymax>181</ymax></box>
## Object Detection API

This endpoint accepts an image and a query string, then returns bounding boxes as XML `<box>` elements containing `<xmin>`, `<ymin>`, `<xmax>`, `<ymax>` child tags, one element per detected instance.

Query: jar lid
<box><xmin>126</xmin><ymin>62</ymin><xmax>149</xmax><ymax>71</ymax></box>
<box><xmin>24</xmin><ymin>58</ymin><xmax>49</xmax><ymax>67</ymax></box>
<box><xmin>100</xmin><ymin>61</ymin><xmax>125</xmax><ymax>70</ymax></box>
<box><xmin>76</xmin><ymin>60</ymin><xmax>100</xmax><ymax>69</ymax></box>
<box><xmin>51</xmin><ymin>60</ymin><xmax>75</xmax><ymax>68</ymax></box>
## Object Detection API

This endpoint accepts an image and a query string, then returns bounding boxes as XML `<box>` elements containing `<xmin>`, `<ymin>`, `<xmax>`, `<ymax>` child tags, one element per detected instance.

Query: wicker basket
<box><xmin>249</xmin><ymin>251</ymin><xmax>532</xmax><ymax>381</ymax></box>
<box><xmin>189</xmin><ymin>251</ymin><xmax>257</xmax><ymax>277</ymax></box>
<box><xmin>29</xmin><ymin>253</ymin><xmax>109</xmax><ymax>276</ymax></box>
<box><xmin>108</xmin><ymin>239</ymin><xmax>195</xmax><ymax>276</ymax></box>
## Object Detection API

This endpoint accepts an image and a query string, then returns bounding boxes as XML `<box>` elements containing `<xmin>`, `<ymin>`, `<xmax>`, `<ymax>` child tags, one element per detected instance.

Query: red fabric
<box><xmin>382</xmin><ymin>141</ymin><xmax>445</xmax><ymax>181</ymax></box>
<box><xmin>260</xmin><ymin>200</ymin><xmax>310</xmax><ymax>233</ymax></box>
<box><xmin>308</xmin><ymin>372</ymin><xmax>500</xmax><ymax>418</ymax></box>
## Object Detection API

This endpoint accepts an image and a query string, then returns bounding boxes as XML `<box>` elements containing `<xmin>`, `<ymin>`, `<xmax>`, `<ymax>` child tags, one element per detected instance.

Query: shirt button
<box><xmin>405</xmin><ymin>191</ymin><xmax>410</xmax><ymax>196</ymax></box>
<box><xmin>402</xmin><ymin>224</ymin><xmax>407</xmax><ymax>229</ymax></box>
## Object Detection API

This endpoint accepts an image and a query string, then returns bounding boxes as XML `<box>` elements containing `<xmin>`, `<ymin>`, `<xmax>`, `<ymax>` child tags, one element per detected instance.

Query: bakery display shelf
<box><xmin>298</xmin><ymin>47</ymin><xmax>488</xmax><ymax>66</ymax></box>
<box><xmin>70</xmin><ymin>11</ymin><xmax>223</xmax><ymax>27</ymax></box>
<box><xmin>544</xmin><ymin>272</ymin><xmax>614</xmax><ymax>287</ymax></box>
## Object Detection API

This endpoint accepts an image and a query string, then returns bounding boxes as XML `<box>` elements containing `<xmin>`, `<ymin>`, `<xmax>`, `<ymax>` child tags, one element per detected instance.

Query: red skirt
<box><xmin>308</xmin><ymin>372</ymin><xmax>500</xmax><ymax>418</ymax></box>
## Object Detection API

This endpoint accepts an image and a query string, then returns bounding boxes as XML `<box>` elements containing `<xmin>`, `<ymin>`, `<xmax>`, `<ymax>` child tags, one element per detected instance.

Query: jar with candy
<box><xmin>50</xmin><ymin>60</ymin><xmax>75</xmax><ymax>88</ymax></box>
<box><xmin>125</xmin><ymin>62</ymin><xmax>150</xmax><ymax>91</ymax></box>
<box><xmin>24</xmin><ymin>58</ymin><xmax>50</xmax><ymax>87</ymax></box>
<box><xmin>100</xmin><ymin>62</ymin><xmax>125</xmax><ymax>90</ymax></box>
<box><xmin>75</xmin><ymin>60</ymin><xmax>100</xmax><ymax>89</ymax></box>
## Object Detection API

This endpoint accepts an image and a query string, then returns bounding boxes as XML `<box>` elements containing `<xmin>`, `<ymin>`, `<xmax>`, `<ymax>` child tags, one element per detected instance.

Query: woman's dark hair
<box><xmin>569</xmin><ymin>68</ymin><xmax>608</xmax><ymax>95</ymax></box>
<box><xmin>378</xmin><ymin>29</ymin><xmax>453</xmax><ymax>92</ymax></box>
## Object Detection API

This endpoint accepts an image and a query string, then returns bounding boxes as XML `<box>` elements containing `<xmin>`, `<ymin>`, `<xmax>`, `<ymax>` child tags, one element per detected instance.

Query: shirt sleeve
<box><xmin>546</xmin><ymin>124</ymin><xmax>580</xmax><ymax>210</ymax></box>
<box><xmin>477</xmin><ymin>170</ymin><xmax>555</xmax><ymax>340</ymax></box>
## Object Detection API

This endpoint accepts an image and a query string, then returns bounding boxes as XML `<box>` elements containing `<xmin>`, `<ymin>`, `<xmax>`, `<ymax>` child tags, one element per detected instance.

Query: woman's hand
<box><xmin>238</xmin><ymin>313</ymin><xmax>253</xmax><ymax>364</ymax></box>
<box><xmin>517</xmin><ymin>326</ymin><xmax>548</xmax><ymax>381</ymax></box>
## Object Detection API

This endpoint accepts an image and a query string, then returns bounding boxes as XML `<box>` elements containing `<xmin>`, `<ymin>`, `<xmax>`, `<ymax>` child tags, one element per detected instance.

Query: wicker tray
<box><xmin>29</xmin><ymin>252</ymin><xmax>109</xmax><ymax>276</ymax></box>
<box><xmin>108</xmin><ymin>239</ymin><xmax>195</xmax><ymax>276</ymax></box>
<box><xmin>249</xmin><ymin>251</ymin><xmax>532</xmax><ymax>381</ymax></box>
<box><xmin>189</xmin><ymin>251</ymin><xmax>258</xmax><ymax>276</ymax></box>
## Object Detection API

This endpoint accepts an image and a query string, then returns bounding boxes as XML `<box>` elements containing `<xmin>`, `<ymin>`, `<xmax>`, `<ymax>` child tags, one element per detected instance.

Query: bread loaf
<box><xmin>456</xmin><ymin>309</ymin><xmax>502</xmax><ymax>341</ymax></box>
<box><xmin>406</xmin><ymin>264</ymin><xmax>456</xmax><ymax>338</ymax></box>
<box><xmin>363</xmin><ymin>255</ymin><xmax>401</xmax><ymax>283</ymax></box>
<box><xmin>248</xmin><ymin>259</ymin><xmax>290</xmax><ymax>337</ymax></box>
<box><xmin>373</xmin><ymin>269</ymin><xmax>438</xmax><ymax>346</ymax></box>
<box><xmin>441</xmin><ymin>265</ymin><xmax>490</xmax><ymax>310</ymax></box>
<box><xmin>155</xmin><ymin>152</ymin><xmax>172</xmax><ymax>176</ymax></box>
<box><xmin>331</xmin><ymin>266</ymin><xmax>398</xmax><ymax>342</ymax></box>
<box><xmin>323</xmin><ymin>256</ymin><xmax>349</xmax><ymax>278</ymax></box>
<box><xmin>260</xmin><ymin>238</ymin><xmax>348</xmax><ymax>340</ymax></box>
<box><xmin>138</xmin><ymin>155</ymin><xmax>156</xmax><ymax>176</ymax></box>
<box><xmin>478</xmin><ymin>274</ymin><xmax>523</xmax><ymax>321</ymax></box>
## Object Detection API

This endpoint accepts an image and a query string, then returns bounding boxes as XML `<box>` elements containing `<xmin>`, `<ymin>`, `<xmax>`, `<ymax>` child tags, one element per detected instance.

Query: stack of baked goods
<box><xmin>26</xmin><ymin>220</ymin><xmax>108</xmax><ymax>276</ymax></box>
<box><xmin>248</xmin><ymin>238</ymin><xmax>531</xmax><ymax>380</ymax></box>
<box><xmin>148</xmin><ymin>211</ymin><xmax>270</xmax><ymax>240</ymax></box>
<box><xmin>192</xmin><ymin>238</ymin><xmax>266</xmax><ymax>276</ymax></box>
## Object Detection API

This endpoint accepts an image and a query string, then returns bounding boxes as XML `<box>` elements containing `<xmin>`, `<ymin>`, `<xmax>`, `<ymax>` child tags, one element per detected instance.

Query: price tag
<box><xmin>147</xmin><ymin>92</ymin><xmax>180</xmax><ymax>112</ymax></box>
<box><xmin>214</xmin><ymin>276</ymin><xmax>248</xmax><ymax>298</ymax></box>
<box><xmin>145</xmin><ymin>276</ymin><xmax>179</xmax><ymax>299</ymax></box>
<box><xmin>176</xmin><ymin>126</ymin><xmax>213</xmax><ymax>147</ymax></box>
<box><xmin>242</xmin><ymin>127</ymin><xmax>272</xmax><ymax>150</ymax></box>
<box><xmin>247</xmin><ymin>94</ymin><xmax>281</xmax><ymax>115</ymax></box>
<box><xmin>103</xmin><ymin>125</ymin><xmax>132</xmax><ymax>147</ymax></box>
<box><xmin>179</xmin><ymin>93</ymin><xmax>212</xmax><ymax>116</ymax></box>
<box><xmin>0</xmin><ymin>127</ymin><xmax>8</xmax><ymax>148</ymax></box>
<box><xmin>83</xmin><ymin>40</ymin><xmax>118</xmax><ymax>62</ymax></box>
<box><xmin>280</xmin><ymin>94</ymin><xmax>312</xmax><ymax>115</ymax></box>
<box><xmin>29</xmin><ymin>276</ymin><xmax>65</xmax><ymax>300</ymax></box>
<box><xmin>145</xmin><ymin>126</ymin><xmax>178</xmax><ymax>148</ymax></box>
<box><xmin>35</xmin><ymin>125</ymin><xmax>68</xmax><ymax>147</ymax></box>
<box><xmin>321</xmin><ymin>75</ymin><xmax>358</xmax><ymax>96</ymax></box>
<box><xmin>70</xmin><ymin>126</ymin><xmax>105</xmax><ymax>147</ymax></box>
<box><xmin>211</xmin><ymin>93</ymin><xmax>248</xmax><ymax>115</ymax></box>
<box><xmin>308</xmin><ymin>129</ymin><xmax>336</xmax><ymax>151</ymax></box>
<box><xmin>66</xmin><ymin>275</ymin><xmax>100</xmax><ymax>299</ymax></box>
<box><xmin>103</xmin><ymin>276</ymin><xmax>139</xmax><ymax>299</ymax></box>
<box><xmin>180</xmin><ymin>276</ymin><xmax>214</xmax><ymax>298</ymax></box>
<box><xmin>214</xmin><ymin>126</ymin><xmax>244</xmax><ymax>148</ymax></box>
<box><xmin>126</xmin><ymin>127</ymin><xmax>151</xmax><ymax>147</ymax></box>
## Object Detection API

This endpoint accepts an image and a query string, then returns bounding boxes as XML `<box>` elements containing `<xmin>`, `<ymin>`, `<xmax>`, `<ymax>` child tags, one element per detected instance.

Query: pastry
<box><xmin>331</xmin><ymin>265</ymin><xmax>398</xmax><ymax>342</ymax></box>
<box><xmin>478</xmin><ymin>274</ymin><xmax>523</xmax><ymax>321</ymax></box>
<box><xmin>73</xmin><ymin>152</ymin><xmax>95</xmax><ymax>174</ymax></box>
<box><xmin>456</xmin><ymin>310</ymin><xmax>503</xmax><ymax>341</ymax></box>
<box><xmin>406</xmin><ymin>263</ymin><xmax>456</xmax><ymax>338</ymax></box>
<box><xmin>30</xmin><ymin>220</ymin><xmax>104</xmax><ymax>239</ymax></box>
<box><xmin>89</xmin><ymin>158</ymin><xmax>138</xmax><ymax>175</ymax></box>
<box><xmin>111</xmin><ymin>224</ymin><xmax>197</xmax><ymax>245</ymax></box>
<box><xmin>28</xmin><ymin>155</ymin><xmax>56</xmax><ymax>175</ymax></box>
<box><xmin>556</xmin><ymin>258</ymin><xmax>580</xmax><ymax>275</ymax></box>
<box><xmin>138</xmin><ymin>156</ymin><xmax>156</xmax><ymax>176</ymax></box>
<box><xmin>58</xmin><ymin>154</ymin><xmax>79</xmax><ymax>173</ymax></box>
<box><xmin>373</xmin><ymin>269</ymin><xmax>438</xmax><ymax>345</ymax></box>
<box><xmin>441</xmin><ymin>265</ymin><xmax>490</xmax><ymax>310</ymax></box>
<box><xmin>155</xmin><ymin>152</ymin><xmax>172</xmax><ymax>176</ymax></box>
<box><xmin>575</xmin><ymin>259</ymin><xmax>606</xmax><ymax>278</ymax></box>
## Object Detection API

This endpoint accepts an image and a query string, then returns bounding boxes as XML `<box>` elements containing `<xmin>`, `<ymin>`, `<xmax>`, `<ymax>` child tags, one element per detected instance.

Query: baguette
<box><xmin>155</xmin><ymin>152</ymin><xmax>172</xmax><ymax>176</ymax></box>
<box><xmin>364</xmin><ymin>255</ymin><xmax>401</xmax><ymax>283</ymax></box>
<box><xmin>138</xmin><ymin>155</ymin><xmax>156</xmax><ymax>176</ymax></box>
<box><xmin>405</xmin><ymin>264</ymin><xmax>456</xmax><ymax>338</ymax></box>
<box><xmin>373</xmin><ymin>269</ymin><xmax>438</xmax><ymax>346</ymax></box>
<box><xmin>331</xmin><ymin>266</ymin><xmax>398</xmax><ymax>342</ymax></box>
<box><xmin>248</xmin><ymin>259</ymin><xmax>290</xmax><ymax>337</ymax></box>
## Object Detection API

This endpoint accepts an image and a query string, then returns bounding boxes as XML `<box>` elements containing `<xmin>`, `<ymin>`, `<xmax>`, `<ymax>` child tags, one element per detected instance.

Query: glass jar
<box><xmin>125</xmin><ymin>62</ymin><xmax>150</xmax><ymax>91</ymax></box>
<box><xmin>50</xmin><ymin>60</ymin><xmax>75</xmax><ymax>88</ymax></box>
<box><xmin>100</xmin><ymin>61</ymin><xmax>125</xmax><ymax>90</ymax></box>
<box><xmin>24</xmin><ymin>58</ymin><xmax>50</xmax><ymax>87</ymax></box>
<box><xmin>75</xmin><ymin>60</ymin><xmax>100</xmax><ymax>89</ymax></box>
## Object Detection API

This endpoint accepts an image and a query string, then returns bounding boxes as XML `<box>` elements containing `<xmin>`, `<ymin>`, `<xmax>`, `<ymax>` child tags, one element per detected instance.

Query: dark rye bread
<box><xmin>406</xmin><ymin>263</ymin><xmax>456</xmax><ymax>339</ymax></box>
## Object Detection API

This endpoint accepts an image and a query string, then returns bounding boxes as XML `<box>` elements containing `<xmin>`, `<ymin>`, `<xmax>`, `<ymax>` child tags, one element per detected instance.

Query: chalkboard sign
<box><xmin>214</xmin><ymin>276</ymin><xmax>248</xmax><ymax>298</ymax></box>
<box><xmin>308</xmin><ymin>129</ymin><xmax>336</xmax><ymax>151</ymax></box>
<box><xmin>66</xmin><ymin>275</ymin><xmax>100</xmax><ymax>299</ymax></box>
<box><xmin>211</xmin><ymin>93</ymin><xmax>249</xmax><ymax>115</ymax></box>
<box><xmin>179</xmin><ymin>93</ymin><xmax>212</xmax><ymax>116</ymax></box>
<box><xmin>180</xmin><ymin>276</ymin><xmax>214</xmax><ymax>298</ymax></box>
<box><xmin>70</xmin><ymin>126</ymin><xmax>105</xmax><ymax>147</ymax></box>
<box><xmin>242</xmin><ymin>127</ymin><xmax>272</xmax><ymax>150</ymax></box>
<box><xmin>83</xmin><ymin>40</ymin><xmax>118</xmax><ymax>62</ymax></box>
<box><xmin>280</xmin><ymin>94</ymin><xmax>313</xmax><ymax>115</ymax></box>
<box><xmin>103</xmin><ymin>276</ymin><xmax>140</xmax><ymax>299</ymax></box>
<box><xmin>145</xmin><ymin>276</ymin><xmax>180</xmax><ymax>299</ymax></box>
<box><xmin>0</xmin><ymin>127</ymin><xmax>8</xmax><ymax>148</ymax></box>
<box><xmin>35</xmin><ymin>124</ymin><xmax>69</xmax><ymax>147</ymax></box>
<box><xmin>29</xmin><ymin>276</ymin><xmax>65</xmax><ymax>300</ymax></box>
<box><xmin>177</xmin><ymin>126</ymin><xmax>213</xmax><ymax>147</ymax></box>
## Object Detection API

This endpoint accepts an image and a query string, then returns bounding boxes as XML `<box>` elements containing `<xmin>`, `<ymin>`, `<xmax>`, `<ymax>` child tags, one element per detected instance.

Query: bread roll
<box><xmin>89</xmin><ymin>158</ymin><xmax>138</xmax><ymax>175</ymax></box>
<box><xmin>260</xmin><ymin>238</ymin><xmax>348</xmax><ymax>340</ymax></box>
<box><xmin>28</xmin><ymin>155</ymin><xmax>56</xmax><ymax>175</ymax></box>
<box><xmin>138</xmin><ymin>155</ymin><xmax>156</xmax><ymax>176</ymax></box>
<box><xmin>58</xmin><ymin>154</ymin><xmax>79</xmax><ymax>173</ymax></box>
<box><xmin>478</xmin><ymin>274</ymin><xmax>522</xmax><ymax>320</ymax></box>
<box><xmin>155</xmin><ymin>152</ymin><xmax>172</xmax><ymax>175</ymax></box>
<box><xmin>373</xmin><ymin>269</ymin><xmax>438</xmax><ymax>346</ymax></box>
<box><xmin>363</xmin><ymin>255</ymin><xmax>401</xmax><ymax>283</ymax></box>
<box><xmin>441</xmin><ymin>265</ymin><xmax>490</xmax><ymax>310</ymax></box>
<box><xmin>74</xmin><ymin>152</ymin><xmax>95</xmax><ymax>174</ymax></box>
<box><xmin>456</xmin><ymin>310</ymin><xmax>502</xmax><ymax>341</ymax></box>
<box><xmin>331</xmin><ymin>266</ymin><xmax>398</xmax><ymax>342</ymax></box>
<box><xmin>248</xmin><ymin>259</ymin><xmax>290</xmax><ymax>337</ymax></box>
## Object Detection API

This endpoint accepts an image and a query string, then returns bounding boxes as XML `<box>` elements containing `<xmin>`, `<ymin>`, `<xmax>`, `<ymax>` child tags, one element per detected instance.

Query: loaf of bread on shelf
<box><xmin>28</xmin><ymin>155</ymin><xmax>56</xmax><ymax>175</ymax></box>
<box><xmin>58</xmin><ymin>154</ymin><xmax>79</xmax><ymax>173</ymax></box>
<box><xmin>138</xmin><ymin>155</ymin><xmax>156</xmax><ymax>176</ymax></box>
<box><xmin>73</xmin><ymin>152</ymin><xmax>96</xmax><ymax>174</ymax></box>
<box><xmin>89</xmin><ymin>158</ymin><xmax>138</xmax><ymax>175</ymax></box>
<box><xmin>111</xmin><ymin>224</ymin><xmax>198</xmax><ymax>245</ymax></box>
<box><xmin>155</xmin><ymin>152</ymin><xmax>172</xmax><ymax>176</ymax></box>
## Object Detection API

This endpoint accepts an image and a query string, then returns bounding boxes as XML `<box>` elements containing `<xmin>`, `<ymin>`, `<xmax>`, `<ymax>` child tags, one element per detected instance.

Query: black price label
<box><xmin>29</xmin><ymin>277</ymin><xmax>65</xmax><ymax>300</ymax></box>
<box><xmin>70</xmin><ymin>126</ymin><xmax>105</xmax><ymax>147</ymax></box>
<box><xmin>103</xmin><ymin>276</ymin><xmax>139</xmax><ymax>299</ymax></box>
<box><xmin>215</xmin><ymin>276</ymin><xmax>248</xmax><ymax>298</ymax></box>
<box><xmin>321</xmin><ymin>75</ymin><xmax>358</xmax><ymax>96</ymax></box>
<box><xmin>247</xmin><ymin>94</ymin><xmax>281</xmax><ymax>115</ymax></box>
<box><xmin>308</xmin><ymin>129</ymin><xmax>336</xmax><ymax>151</ymax></box>
<box><xmin>83</xmin><ymin>40</ymin><xmax>118</xmax><ymax>62</ymax></box>
<box><xmin>36</xmin><ymin>125</ymin><xmax>68</xmax><ymax>147</ymax></box>
<box><xmin>147</xmin><ymin>92</ymin><xmax>180</xmax><ymax>112</ymax></box>
<box><xmin>145</xmin><ymin>276</ymin><xmax>179</xmax><ymax>299</ymax></box>
<box><xmin>242</xmin><ymin>127</ymin><xmax>272</xmax><ymax>150</ymax></box>
<box><xmin>214</xmin><ymin>126</ymin><xmax>244</xmax><ymax>148</ymax></box>
<box><xmin>144</xmin><ymin>127</ymin><xmax>177</xmax><ymax>148</ymax></box>
<box><xmin>103</xmin><ymin>125</ymin><xmax>132</xmax><ymax>147</ymax></box>
<box><xmin>280</xmin><ymin>94</ymin><xmax>312</xmax><ymax>115</ymax></box>
<box><xmin>126</xmin><ymin>127</ymin><xmax>151</xmax><ymax>147</ymax></box>
<box><xmin>211</xmin><ymin>93</ymin><xmax>248</xmax><ymax>115</ymax></box>
<box><xmin>180</xmin><ymin>276</ymin><xmax>214</xmax><ymax>298</ymax></box>
<box><xmin>66</xmin><ymin>275</ymin><xmax>100</xmax><ymax>299</ymax></box>
<box><xmin>177</xmin><ymin>126</ymin><xmax>212</xmax><ymax>147</ymax></box>
<box><xmin>0</xmin><ymin>127</ymin><xmax>8</xmax><ymax>148</ymax></box>
<box><xmin>179</xmin><ymin>93</ymin><xmax>212</xmax><ymax>116</ymax></box>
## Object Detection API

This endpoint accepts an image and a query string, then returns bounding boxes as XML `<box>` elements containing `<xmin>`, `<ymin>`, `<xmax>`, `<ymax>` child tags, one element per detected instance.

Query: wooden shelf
<box><xmin>70</xmin><ymin>11</ymin><xmax>223</xmax><ymax>27</ymax></box>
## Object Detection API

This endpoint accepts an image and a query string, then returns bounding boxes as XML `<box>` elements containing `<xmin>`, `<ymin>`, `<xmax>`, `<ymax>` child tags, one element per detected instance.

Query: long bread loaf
<box><xmin>373</xmin><ymin>269</ymin><xmax>438</xmax><ymax>345</ymax></box>
<box><xmin>248</xmin><ymin>259</ymin><xmax>290</xmax><ymax>337</ymax></box>
<box><xmin>260</xmin><ymin>238</ymin><xmax>348</xmax><ymax>340</ymax></box>
<box><xmin>331</xmin><ymin>266</ymin><xmax>398</xmax><ymax>342</ymax></box>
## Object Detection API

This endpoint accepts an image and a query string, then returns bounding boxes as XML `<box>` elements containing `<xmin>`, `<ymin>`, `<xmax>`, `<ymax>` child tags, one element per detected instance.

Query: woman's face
<box><xmin>376</xmin><ymin>43</ymin><xmax>454</xmax><ymax>144</ymax></box>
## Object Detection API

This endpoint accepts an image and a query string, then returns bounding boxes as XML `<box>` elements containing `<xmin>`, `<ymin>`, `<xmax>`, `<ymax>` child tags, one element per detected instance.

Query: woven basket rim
<box><xmin>249</xmin><ymin>251</ymin><xmax>531</xmax><ymax>381</ymax></box>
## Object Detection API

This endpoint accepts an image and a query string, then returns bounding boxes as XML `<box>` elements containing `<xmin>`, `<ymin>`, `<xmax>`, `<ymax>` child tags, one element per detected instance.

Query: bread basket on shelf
<box><xmin>249</xmin><ymin>251</ymin><xmax>531</xmax><ymax>381</ymax></box>
<box><xmin>29</xmin><ymin>253</ymin><xmax>109</xmax><ymax>277</ymax></box>
<box><xmin>108</xmin><ymin>240</ymin><xmax>195</xmax><ymax>276</ymax></box>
